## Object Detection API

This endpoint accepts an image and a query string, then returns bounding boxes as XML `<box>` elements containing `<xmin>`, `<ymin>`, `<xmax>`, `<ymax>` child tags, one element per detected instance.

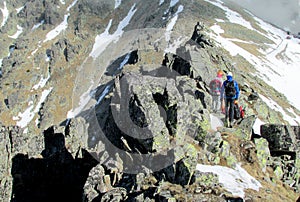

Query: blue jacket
<box><xmin>220</xmin><ymin>78</ymin><xmax>240</xmax><ymax>100</ymax></box>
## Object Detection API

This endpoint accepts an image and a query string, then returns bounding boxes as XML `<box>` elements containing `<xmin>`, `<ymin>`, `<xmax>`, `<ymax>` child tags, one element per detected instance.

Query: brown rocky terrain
<box><xmin>0</xmin><ymin>0</ymin><xmax>299</xmax><ymax>201</ymax></box>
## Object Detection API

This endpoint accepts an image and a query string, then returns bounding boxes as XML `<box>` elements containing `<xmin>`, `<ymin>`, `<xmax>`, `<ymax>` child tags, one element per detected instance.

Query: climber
<box><xmin>209</xmin><ymin>70</ymin><xmax>224</xmax><ymax>113</ymax></box>
<box><xmin>220</xmin><ymin>72</ymin><xmax>240</xmax><ymax>127</ymax></box>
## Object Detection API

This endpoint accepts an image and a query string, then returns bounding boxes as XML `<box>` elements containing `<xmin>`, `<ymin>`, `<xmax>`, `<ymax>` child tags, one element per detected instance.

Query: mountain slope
<box><xmin>0</xmin><ymin>0</ymin><xmax>299</xmax><ymax>201</ymax></box>
<box><xmin>205</xmin><ymin>0</ymin><xmax>300</xmax><ymax>124</ymax></box>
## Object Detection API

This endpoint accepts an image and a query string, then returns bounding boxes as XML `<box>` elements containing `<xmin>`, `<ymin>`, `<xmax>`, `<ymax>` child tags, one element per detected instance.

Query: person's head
<box><xmin>217</xmin><ymin>70</ymin><xmax>223</xmax><ymax>78</ymax></box>
<box><xmin>227</xmin><ymin>72</ymin><xmax>233</xmax><ymax>81</ymax></box>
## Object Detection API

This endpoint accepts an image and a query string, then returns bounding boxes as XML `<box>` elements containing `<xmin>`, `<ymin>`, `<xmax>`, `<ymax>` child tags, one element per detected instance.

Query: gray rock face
<box><xmin>91</xmin><ymin>69</ymin><xmax>209</xmax><ymax>173</ymax></box>
<box><xmin>260</xmin><ymin>124</ymin><xmax>300</xmax><ymax>191</ymax></box>
<box><xmin>0</xmin><ymin>0</ymin><xmax>300</xmax><ymax>201</ymax></box>
<box><xmin>261</xmin><ymin>124</ymin><xmax>299</xmax><ymax>152</ymax></box>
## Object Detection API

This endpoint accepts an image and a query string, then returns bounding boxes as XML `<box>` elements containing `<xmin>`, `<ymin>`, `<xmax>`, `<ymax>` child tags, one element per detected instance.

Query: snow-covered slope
<box><xmin>205</xmin><ymin>0</ymin><xmax>300</xmax><ymax>126</ymax></box>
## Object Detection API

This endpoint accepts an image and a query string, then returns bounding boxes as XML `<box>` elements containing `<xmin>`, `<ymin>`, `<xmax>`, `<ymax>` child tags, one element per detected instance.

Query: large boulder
<box><xmin>90</xmin><ymin>69</ymin><xmax>210</xmax><ymax>174</ymax></box>
<box><xmin>260</xmin><ymin>124</ymin><xmax>300</xmax><ymax>192</ymax></box>
<box><xmin>261</xmin><ymin>124</ymin><xmax>299</xmax><ymax>153</ymax></box>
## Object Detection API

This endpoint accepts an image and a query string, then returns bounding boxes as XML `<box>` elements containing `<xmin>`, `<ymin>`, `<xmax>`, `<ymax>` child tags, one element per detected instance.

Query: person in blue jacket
<box><xmin>220</xmin><ymin>72</ymin><xmax>240</xmax><ymax>127</ymax></box>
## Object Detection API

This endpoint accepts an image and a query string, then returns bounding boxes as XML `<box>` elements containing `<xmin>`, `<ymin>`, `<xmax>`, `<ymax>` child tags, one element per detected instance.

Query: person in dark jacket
<box><xmin>220</xmin><ymin>72</ymin><xmax>240</xmax><ymax>127</ymax></box>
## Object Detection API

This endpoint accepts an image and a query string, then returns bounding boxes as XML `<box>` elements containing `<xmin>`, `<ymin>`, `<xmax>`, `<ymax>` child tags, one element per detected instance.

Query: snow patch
<box><xmin>119</xmin><ymin>53</ymin><xmax>131</xmax><ymax>70</ymax></box>
<box><xmin>8</xmin><ymin>25</ymin><xmax>23</xmax><ymax>39</ymax></box>
<box><xmin>159</xmin><ymin>0</ymin><xmax>165</xmax><ymax>5</ymax></box>
<box><xmin>31</xmin><ymin>48</ymin><xmax>39</xmax><ymax>56</ymax></box>
<box><xmin>67</xmin><ymin>0</ymin><xmax>78</xmax><ymax>11</ymax></box>
<box><xmin>115</xmin><ymin>0</ymin><xmax>122</xmax><ymax>9</ymax></box>
<box><xmin>90</xmin><ymin>4</ymin><xmax>137</xmax><ymax>59</ymax></box>
<box><xmin>14</xmin><ymin>88</ymin><xmax>52</xmax><ymax>128</ymax></box>
<box><xmin>1</xmin><ymin>1</ymin><xmax>9</xmax><ymax>27</ymax></box>
<box><xmin>23</xmin><ymin>128</ymin><xmax>28</xmax><ymax>134</ymax></box>
<box><xmin>16</xmin><ymin>6</ymin><xmax>24</xmax><ymax>13</ymax></box>
<box><xmin>210</xmin><ymin>114</ymin><xmax>224</xmax><ymax>131</ymax></box>
<box><xmin>259</xmin><ymin>94</ymin><xmax>300</xmax><ymax>125</ymax></box>
<box><xmin>163</xmin><ymin>0</ymin><xmax>179</xmax><ymax>18</ymax></box>
<box><xmin>196</xmin><ymin>164</ymin><xmax>261</xmax><ymax>198</ymax></box>
<box><xmin>32</xmin><ymin>74</ymin><xmax>50</xmax><ymax>90</ymax></box>
<box><xmin>210</xmin><ymin>24</ymin><xmax>251</xmax><ymax>57</ymax></box>
<box><xmin>67</xmin><ymin>85</ymin><xmax>94</xmax><ymax>119</ymax></box>
<box><xmin>216</xmin><ymin>18</ymin><xmax>225</xmax><ymax>23</ymax></box>
<box><xmin>32</xmin><ymin>20</ymin><xmax>45</xmax><ymax>30</ymax></box>
<box><xmin>96</xmin><ymin>86</ymin><xmax>111</xmax><ymax>105</ymax></box>
<box><xmin>253</xmin><ymin>118</ymin><xmax>265</xmax><ymax>135</ymax></box>
<box><xmin>205</xmin><ymin>0</ymin><xmax>253</xmax><ymax>30</ymax></box>
<box><xmin>44</xmin><ymin>14</ymin><xmax>69</xmax><ymax>42</ymax></box>
<box><xmin>42</xmin><ymin>0</ymin><xmax>78</xmax><ymax>42</ymax></box>
<box><xmin>165</xmin><ymin>5</ymin><xmax>184</xmax><ymax>42</ymax></box>
<box><xmin>169</xmin><ymin>0</ymin><xmax>179</xmax><ymax>8</ymax></box>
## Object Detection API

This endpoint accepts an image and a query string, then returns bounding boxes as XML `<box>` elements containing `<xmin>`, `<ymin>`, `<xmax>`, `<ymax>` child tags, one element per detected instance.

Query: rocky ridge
<box><xmin>0</xmin><ymin>0</ymin><xmax>299</xmax><ymax>201</ymax></box>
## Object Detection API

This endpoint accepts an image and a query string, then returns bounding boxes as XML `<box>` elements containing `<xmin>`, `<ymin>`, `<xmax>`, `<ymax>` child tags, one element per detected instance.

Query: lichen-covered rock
<box><xmin>295</xmin><ymin>154</ymin><xmax>300</xmax><ymax>191</ymax></box>
<box><xmin>204</xmin><ymin>131</ymin><xmax>222</xmax><ymax>153</ymax></box>
<box><xmin>100</xmin><ymin>187</ymin><xmax>127</xmax><ymax>202</ymax></box>
<box><xmin>261</xmin><ymin>124</ymin><xmax>300</xmax><ymax>192</ymax></box>
<box><xmin>234</xmin><ymin>115</ymin><xmax>256</xmax><ymax>140</ymax></box>
<box><xmin>174</xmin><ymin>143</ymin><xmax>198</xmax><ymax>186</ymax></box>
<box><xmin>219</xmin><ymin>140</ymin><xmax>238</xmax><ymax>168</ymax></box>
<box><xmin>192</xmin><ymin>171</ymin><xmax>220</xmax><ymax>193</ymax></box>
<box><xmin>91</xmin><ymin>70</ymin><xmax>210</xmax><ymax>174</ymax></box>
<box><xmin>254</xmin><ymin>137</ymin><xmax>271</xmax><ymax>173</ymax></box>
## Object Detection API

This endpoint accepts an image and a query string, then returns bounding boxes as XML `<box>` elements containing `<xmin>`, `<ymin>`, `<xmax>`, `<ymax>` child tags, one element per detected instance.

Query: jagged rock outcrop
<box><xmin>260</xmin><ymin>124</ymin><xmax>300</xmax><ymax>192</ymax></box>
<box><xmin>0</xmin><ymin>0</ymin><xmax>300</xmax><ymax>201</ymax></box>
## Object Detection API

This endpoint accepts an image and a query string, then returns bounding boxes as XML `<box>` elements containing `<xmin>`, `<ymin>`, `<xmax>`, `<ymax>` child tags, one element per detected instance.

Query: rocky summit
<box><xmin>0</xmin><ymin>0</ymin><xmax>300</xmax><ymax>201</ymax></box>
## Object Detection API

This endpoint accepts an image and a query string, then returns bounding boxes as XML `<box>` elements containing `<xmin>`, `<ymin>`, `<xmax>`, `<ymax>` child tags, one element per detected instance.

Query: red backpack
<box><xmin>209</xmin><ymin>78</ymin><xmax>222</xmax><ymax>95</ymax></box>
<box><xmin>239</xmin><ymin>105</ymin><xmax>245</xmax><ymax>119</ymax></box>
<box><xmin>234</xmin><ymin>103</ymin><xmax>245</xmax><ymax>120</ymax></box>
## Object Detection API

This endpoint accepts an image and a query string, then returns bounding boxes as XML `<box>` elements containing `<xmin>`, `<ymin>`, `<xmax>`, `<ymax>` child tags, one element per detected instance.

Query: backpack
<box><xmin>240</xmin><ymin>106</ymin><xmax>245</xmax><ymax>119</ymax></box>
<box><xmin>225</xmin><ymin>80</ymin><xmax>236</xmax><ymax>97</ymax></box>
<box><xmin>209</xmin><ymin>78</ymin><xmax>222</xmax><ymax>95</ymax></box>
<box><xmin>234</xmin><ymin>103</ymin><xmax>245</xmax><ymax>120</ymax></box>
<box><xmin>234</xmin><ymin>103</ymin><xmax>240</xmax><ymax>120</ymax></box>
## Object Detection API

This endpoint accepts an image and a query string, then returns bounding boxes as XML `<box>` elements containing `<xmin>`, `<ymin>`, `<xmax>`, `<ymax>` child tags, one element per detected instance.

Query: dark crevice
<box><xmin>129</xmin><ymin>94</ymin><xmax>148</xmax><ymax>128</ymax></box>
<box><xmin>171</xmin><ymin>55</ymin><xmax>192</xmax><ymax>77</ymax></box>
<box><xmin>105</xmin><ymin>50</ymin><xmax>138</xmax><ymax>76</ymax></box>
<box><xmin>270</xmin><ymin>151</ymin><xmax>296</xmax><ymax>160</ymax></box>
<box><xmin>195</xmin><ymin>90</ymin><xmax>207</xmax><ymax>109</ymax></box>
<box><xmin>11</xmin><ymin>126</ymin><xmax>98</xmax><ymax>202</ymax></box>
<box><xmin>127</xmin><ymin>50</ymin><xmax>138</xmax><ymax>65</ymax></box>
<box><xmin>8</xmin><ymin>130</ymin><xmax>13</xmax><ymax>153</ymax></box>
<box><xmin>4</xmin><ymin>98</ymin><xmax>9</xmax><ymax>109</ymax></box>
<box><xmin>152</xmin><ymin>90</ymin><xmax>177</xmax><ymax>136</ymax></box>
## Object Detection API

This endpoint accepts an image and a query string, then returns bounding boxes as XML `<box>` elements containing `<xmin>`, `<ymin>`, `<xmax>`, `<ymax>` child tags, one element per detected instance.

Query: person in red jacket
<box><xmin>209</xmin><ymin>70</ymin><xmax>224</xmax><ymax>113</ymax></box>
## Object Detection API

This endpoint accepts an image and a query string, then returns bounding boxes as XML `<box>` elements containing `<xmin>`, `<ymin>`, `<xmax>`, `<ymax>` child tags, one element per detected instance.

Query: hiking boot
<box><xmin>225</xmin><ymin>118</ymin><xmax>230</xmax><ymax>127</ymax></box>
<box><xmin>230</xmin><ymin>120</ymin><xmax>236</xmax><ymax>128</ymax></box>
